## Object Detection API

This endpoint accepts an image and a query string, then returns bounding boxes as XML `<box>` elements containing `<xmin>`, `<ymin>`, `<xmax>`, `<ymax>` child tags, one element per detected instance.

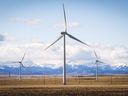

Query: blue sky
<box><xmin>0</xmin><ymin>0</ymin><xmax>128</xmax><ymax>46</ymax></box>
<box><xmin>0</xmin><ymin>0</ymin><xmax>128</xmax><ymax>68</ymax></box>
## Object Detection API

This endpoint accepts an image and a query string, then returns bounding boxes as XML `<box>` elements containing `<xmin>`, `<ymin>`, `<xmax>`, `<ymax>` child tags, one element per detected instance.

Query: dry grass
<box><xmin>0</xmin><ymin>75</ymin><xmax>128</xmax><ymax>96</ymax></box>
<box><xmin>0</xmin><ymin>86</ymin><xmax>128</xmax><ymax>96</ymax></box>
<box><xmin>0</xmin><ymin>75</ymin><xmax>128</xmax><ymax>85</ymax></box>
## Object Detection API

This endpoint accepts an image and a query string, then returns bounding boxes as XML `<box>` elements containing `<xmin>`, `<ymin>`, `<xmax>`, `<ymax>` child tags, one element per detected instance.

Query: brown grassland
<box><xmin>0</xmin><ymin>75</ymin><xmax>128</xmax><ymax>96</ymax></box>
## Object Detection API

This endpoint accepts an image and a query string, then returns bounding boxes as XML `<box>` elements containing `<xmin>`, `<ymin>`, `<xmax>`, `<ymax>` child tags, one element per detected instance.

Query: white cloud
<box><xmin>0</xmin><ymin>38</ymin><xmax>128</xmax><ymax>68</ymax></box>
<box><xmin>11</xmin><ymin>18</ymin><xmax>42</xmax><ymax>25</ymax></box>
<box><xmin>68</xmin><ymin>22</ymin><xmax>80</xmax><ymax>27</ymax></box>
<box><xmin>91</xmin><ymin>43</ymin><xmax>128</xmax><ymax>67</ymax></box>
<box><xmin>0</xmin><ymin>34</ymin><xmax>5</xmax><ymax>41</ymax></box>
<box><xmin>55</xmin><ymin>21</ymin><xmax>80</xmax><ymax>29</ymax></box>
<box><xmin>0</xmin><ymin>33</ymin><xmax>16</xmax><ymax>44</ymax></box>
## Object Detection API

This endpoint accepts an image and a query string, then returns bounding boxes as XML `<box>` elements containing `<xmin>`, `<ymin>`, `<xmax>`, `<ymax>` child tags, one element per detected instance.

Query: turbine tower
<box><xmin>11</xmin><ymin>50</ymin><xmax>27</xmax><ymax>80</ymax></box>
<box><xmin>45</xmin><ymin>4</ymin><xmax>90</xmax><ymax>85</ymax></box>
<box><xmin>94</xmin><ymin>50</ymin><xmax>105</xmax><ymax>80</ymax></box>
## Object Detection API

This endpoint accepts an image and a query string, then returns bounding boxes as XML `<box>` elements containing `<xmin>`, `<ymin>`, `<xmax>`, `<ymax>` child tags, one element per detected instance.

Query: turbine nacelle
<box><xmin>61</xmin><ymin>32</ymin><xmax>67</xmax><ymax>35</ymax></box>
<box><xmin>19</xmin><ymin>61</ymin><xmax>22</xmax><ymax>63</ymax></box>
<box><xmin>96</xmin><ymin>60</ymin><xmax>103</xmax><ymax>63</ymax></box>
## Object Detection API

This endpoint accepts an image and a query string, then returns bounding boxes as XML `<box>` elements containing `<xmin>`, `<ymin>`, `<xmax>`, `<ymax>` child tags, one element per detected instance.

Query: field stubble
<box><xmin>0</xmin><ymin>75</ymin><xmax>128</xmax><ymax>96</ymax></box>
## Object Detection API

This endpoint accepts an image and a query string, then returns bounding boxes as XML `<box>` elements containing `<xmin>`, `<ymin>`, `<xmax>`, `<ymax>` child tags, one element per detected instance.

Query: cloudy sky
<box><xmin>0</xmin><ymin>0</ymin><xmax>128</xmax><ymax>68</ymax></box>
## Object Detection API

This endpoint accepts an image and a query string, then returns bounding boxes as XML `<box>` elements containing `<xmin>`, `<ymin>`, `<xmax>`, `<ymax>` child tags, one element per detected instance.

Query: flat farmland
<box><xmin>0</xmin><ymin>75</ymin><xmax>128</xmax><ymax>96</ymax></box>
<box><xmin>0</xmin><ymin>75</ymin><xmax>128</xmax><ymax>85</ymax></box>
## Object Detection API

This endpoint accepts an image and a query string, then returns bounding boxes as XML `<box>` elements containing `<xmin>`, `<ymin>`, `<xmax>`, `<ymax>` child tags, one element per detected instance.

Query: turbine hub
<box><xmin>96</xmin><ymin>60</ymin><xmax>98</xmax><ymax>62</ymax></box>
<box><xmin>19</xmin><ymin>61</ymin><xmax>22</xmax><ymax>63</ymax></box>
<box><xmin>61</xmin><ymin>32</ymin><xmax>67</xmax><ymax>35</ymax></box>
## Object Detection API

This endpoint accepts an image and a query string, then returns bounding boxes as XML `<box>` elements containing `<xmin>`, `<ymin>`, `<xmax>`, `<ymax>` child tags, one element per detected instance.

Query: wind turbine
<box><xmin>45</xmin><ymin>4</ymin><xmax>90</xmax><ymax>85</ymax></box>
<box><xmin>11</xmin><ymin>50</ymin><xmax>27</xmax><ymax>80</ymax></box>
<box><xmin>93</xmin><ymin>50</ymin><xmax>105</xmax><ymax>80</ymax></box>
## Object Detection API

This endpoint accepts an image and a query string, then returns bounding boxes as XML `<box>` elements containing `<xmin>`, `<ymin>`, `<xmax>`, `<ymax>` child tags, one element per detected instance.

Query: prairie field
<box><xmin>0</xmin><ymin>75</ymin><xmax>128</xmax><ymax>96</ymax></box>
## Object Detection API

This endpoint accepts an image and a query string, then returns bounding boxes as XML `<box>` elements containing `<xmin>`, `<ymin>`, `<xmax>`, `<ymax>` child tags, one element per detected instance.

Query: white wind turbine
<box><xmin>11</xmin><ymin>50</ymin><xmax>27</xmax><ymax>80</ymax></box>
<box><xmin>44</xmin><ymin>4</ymin><xmax>90</xmax><ymax>85</ymax></box>
<box><xmin>93</xmin><ymin>50</ymin><xmax>105</xmax><ymax>80</ymax></box>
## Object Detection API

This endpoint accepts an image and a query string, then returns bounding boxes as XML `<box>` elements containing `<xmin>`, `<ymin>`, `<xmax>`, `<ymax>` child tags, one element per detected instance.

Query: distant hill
<box><xmin>0</xmin><ymin>63</ymin><xmax>128</xmax><ymax>75</ymax></box>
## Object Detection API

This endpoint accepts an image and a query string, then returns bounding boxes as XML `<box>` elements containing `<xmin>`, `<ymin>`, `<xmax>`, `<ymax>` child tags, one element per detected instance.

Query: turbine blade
<box><xmin>94</xmin><ymin>50</ymin><xmax>98</xmax><ymax>59</ymax></box>
<box><xmin>66</xmin><ymin>33</ymin><xmax>90</xmax><ymax>47</ymax></box>
<box><xmin>20</xmin><ymin>63</ymin><xmax>25</xmax><ymax>67</ymax></box>
<box><xmin>44</xmin><ymin>35</ymin><xmax>63</xmax><ymax>50</ymax></box>
<box><xmin>94</xmin><ymin>51</ymin><xmax>105</xmax><ymax>63</ymax></box>
<box><xmin>21</xmin><ymin>50</ymin><xmax>27</xmax><ymax>62</ymax></box>
<box><xmin>63</xmin><ymin>3</ymin><xmax>67</xmax><ymax>32</ymax></box>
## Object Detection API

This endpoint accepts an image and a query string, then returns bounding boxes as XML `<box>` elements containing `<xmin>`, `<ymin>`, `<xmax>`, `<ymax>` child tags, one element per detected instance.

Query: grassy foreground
<box><xmin>0</xmin><ymin>85</ymin><xmax>128</xmax><ymax>96</ymax></box>
<box><xmin>0</xmin><ymin>75</ymin><xmax>128</xmax><ymax>85</ymax></box>
<box><xmin>0</xmin><ymin>75</ymin><xmax>128</xmax><ymax>96</ymax></box>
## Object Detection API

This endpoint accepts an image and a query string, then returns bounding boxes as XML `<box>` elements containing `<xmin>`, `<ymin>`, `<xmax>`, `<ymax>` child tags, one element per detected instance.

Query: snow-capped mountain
<box><xmin>0</xmin><ymin>63</ymin><xmax>128</xmax><ymax>75</ymax></box>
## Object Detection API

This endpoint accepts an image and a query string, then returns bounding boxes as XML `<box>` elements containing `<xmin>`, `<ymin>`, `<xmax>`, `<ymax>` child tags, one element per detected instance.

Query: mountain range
<box><xmin>0</xmin><ymin>63</ymin><xmax>127</xmax><ymax>75</ymax></box>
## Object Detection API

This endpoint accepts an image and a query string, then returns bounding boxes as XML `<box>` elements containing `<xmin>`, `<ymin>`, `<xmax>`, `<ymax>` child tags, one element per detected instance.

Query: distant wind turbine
<box><xmin>44</xmin><ymin>4</ymin><xmax>90</xmax><ymax>85</ymax></box>
<box><xmin>11</xmin><ymin>50</ymin><xmax>27</xmax><ymax>80</ymax></box>
<box><xmin>93</xmin><ymin>50</ymin><xmax>105</xmax><ymax>80</ymax></box>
